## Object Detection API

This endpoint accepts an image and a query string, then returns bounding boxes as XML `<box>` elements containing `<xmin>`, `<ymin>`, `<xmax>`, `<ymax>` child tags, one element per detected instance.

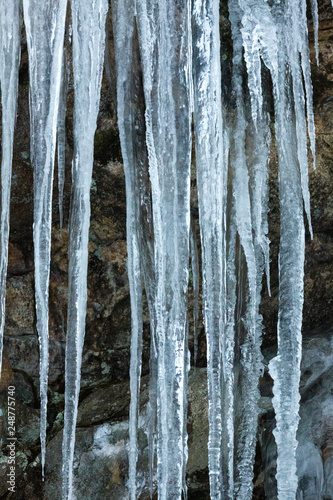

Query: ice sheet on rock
<box><xmin>23</xmin><ymin>0</ymin><xmax>67</xmax><ymax>477</ymax></box>
<box><xmin>0</xmin><ymin>1</ymin><xmax>22</xmax><ymax>381</ymax></box>
<box><xmin>61</xmin><ymin>1</ymin><xmax>107</xmax><ymax>498</ymax></box>
<box><xmin>136</xmin><ymin>0</ymin><xmax>192</xmax><ymax>497</ymax></box>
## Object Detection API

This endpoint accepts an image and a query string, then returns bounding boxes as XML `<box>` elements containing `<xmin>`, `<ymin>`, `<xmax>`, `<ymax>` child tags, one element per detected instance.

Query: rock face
<box><xmin>0</xmin><ymin>4</ymin><xmax>333</xmax><ymax>500</ymax></box>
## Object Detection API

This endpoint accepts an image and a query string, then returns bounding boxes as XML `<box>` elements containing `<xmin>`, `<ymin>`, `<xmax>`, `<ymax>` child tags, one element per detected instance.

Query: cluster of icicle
<box><xmin>0</xmin><ymin>0</ymin><xmax>323</xmax><ymax>498</ymax></box>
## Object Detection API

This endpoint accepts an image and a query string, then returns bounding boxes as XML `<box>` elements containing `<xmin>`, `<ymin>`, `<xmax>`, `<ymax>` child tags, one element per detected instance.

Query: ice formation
<box><xmin>135</xmin><ymin>1</ymin><xmax>193</xmax><ymax>497</ymax></box>
<box><xmin>0</xmin><ymin>0</ymin><xmax>326</xmax><ymax>498</ymax></box>
<box><xmin>61</xmin><ymin>1</ymin><xmax>108</xmax><ymax>498</ymax></box>
<box><xmin>23</xmin><ymin>0</ymin><xmax>68</xmax><ymax>477</ymax></box>
<box><xmin>0</xmin><ymin>0</ymin><xmax>21</xmax><ymax>383</ymax></box>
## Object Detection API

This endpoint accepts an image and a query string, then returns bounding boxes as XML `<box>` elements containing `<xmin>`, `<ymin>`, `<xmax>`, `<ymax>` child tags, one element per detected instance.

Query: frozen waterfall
<box><xmin>0</xmin><ymin>0</ymin><xmax>326</xmax><ymax>498</ymax></box>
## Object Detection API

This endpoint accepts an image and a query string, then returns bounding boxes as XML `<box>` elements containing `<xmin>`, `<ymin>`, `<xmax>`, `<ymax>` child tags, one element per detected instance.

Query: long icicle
<box><xmin>268</xmin><ymin>85</ymin><xmax>305</xmax><ymax>500</ymax></box>
<box><xmin>136</xmin><ymin>0</ymin><xmax>193</xmax><ymax>497</ymax></box>
<box><xmin>112</xmin><ymin>2</ymin><xmax>158</xmax><ymax>494</ymax></box>
<box><xmin>23</xmin><ymin>0</ymin><xmax>67</xmax><ymax>477</ymax></box>
<box><xmin>130</xmin><ymin>23</ymin><xmax>157</xmax><ymax>500</ymax></box>
<box><xmin>229</xmin><ymin>2</ymin><xmax>264</xmax><ymax>497</ymax></box>
<box><xmin>112</xmin><ymin>1</ymin><xmax>144</xmax><ymax>498</ymax></box>
<box><xmin>192</xmin><ymin>0</ymin><xmax>227</xmax><ymax>497</ymax></box>
<box><xmin>132</xmin><ymin>35</ymin><xmax>157</xmax><ymax>500</ymax></box>
<box><xmin>62</xmin><ymin>1</ymin><xmax>107</xmax><ymax>498</ymax></box>
<box><xmin>222</xmin><ymin>179</ymin><xmax>237</xmax><ymax>500</ymax></box>
<box><xmin>0</xmin><ymin>1</ymin><xmax>22</xmax><ymax>380</ymax></box>
<box><xmin>268</xmin><ymin>1</ymin><xmax>307</xmax><ymax>497</ymax></box>
<box><xmin>112</xmin><ymin>1</ymin><xmax>158</xmax><ymax>495</ymax></box>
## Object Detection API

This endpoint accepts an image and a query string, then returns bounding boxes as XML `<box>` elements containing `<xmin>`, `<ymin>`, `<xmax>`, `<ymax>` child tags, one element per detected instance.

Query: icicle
<box><xmin>310</xmin><ymin>0</ymin><xmax>319</xmax><ymax>65</ymax></box>
<box><xmin>238</xmin><ymin>0</ymin><xmax>275</xmax><ymax>293</ymax></box>
<box><xmin>112</xmin><ymin>1</ymin><xmax>144</xmax><ymax>498</ymax></box>
<box><xmin>298</xmin><ymin>0</ymin><xmax>317</xmax><ymax>203</ymax></box>
<box><xmin>23</xmin><ymin>0</ymin><xmax>67</xmax><ymax>478</ymax></box>
<box><xmin>267</xmin><ymin>3</ymin><xmax>306</xmax><ymax>498</ymax></box>
<box><xmin>192</xmin><ymin>0</ymin><xmax>225</xmax><ymax>496</ymax></box>
<box><xmin>136</xmin><ymin>0</ymin><xmax>192</xmax><ymax>496</ymax></box>
<box><xmin>268</xmin><ymin>85</ymin><xmax>305</xmax><ymax>500</ymax></box>
<box><xmin>287</xmin><ymin>0</ymin><xmax>314</xmax><ymax>236</ymax></box>
<box><xmin>0</xmin><ymin>1</ymin><xmax>22</xmax><ymax>381</ymax></box>
<box><xmin>57</xmin><ymin>28</ymin><xmax>70</xmax><ymax>232</ymax></box>
<box><xmin>248</xmin><ymin>114</ymin><xmax>271</xmax><ymax>296</ymax></box>
<box><xmin>190</xmin><ymin>217</ymin><xmax>199</xmax><ymax>366</ymax></box>
<box><xmin>136</xmin><ymin>73</ymin><xmax>157</xmax><ymax>500</ymax></box>
<box><xmin>112</xmin><ymin>0</ymin><xmax>159</xmax><ymax>494</ymax></box>
<box><xmin>62</xmin><ymin>1</ymin><xmax>107</xmax><ymax>498</ymax></box>
<box><xmin>182</xmin><ymin>319</ymin><xmax>191</xmax><ymax>500</ymax></box>
<box><xmin>140</xmin><ymin>151</ymin><xmax>157</xmax><ymax>498</ymax></box>
<box><xmin>221</xmin><ymin>191</ymin><xmax>237</xmax><ymax>499</ymax></box>
<box><xmin>229</xmin><ymin>1</ymin><xmax>262</xmax><ymax>500</ymax></box>
<box><xmin>239</xmin><ymin>0</ymin><xmax>279</xmax><ymax>116</ymax></box>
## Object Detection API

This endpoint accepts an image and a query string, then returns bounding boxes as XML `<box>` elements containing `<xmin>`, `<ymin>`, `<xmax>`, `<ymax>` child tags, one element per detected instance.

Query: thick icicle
<box><xmin>0</xmin><ymin>1</ymin><xmax>22</xmax><ymax>380</ymax></box>
<box><xmin>190</xmin><ymin>217</ymin><xmax>200</xmax><ymax>366</ymax></box>
<box><xmin>267</xmin><ymin>2</ymin><xmax>306</xmax><ymax>497</ymax></box>
<box><xmin>238</xmin><ymin>0</ymin><xmax>275</xmax><ymax>293</ymax></box>
<box><xmin>192</xmin><ymin>0</ymin><xmax>227</xmax><ymax>497</ymax></box>
<box><xmin>136</xmin><ymin>0</ymin><xmax>192</xmax><ymax>497</ymax></box>
<box><xmin>23</xmin><ymin>0</ymin><xmax>67</xmax><ymax>477</ymax></box>
<box><xmin>229</xmin><ymin>9</ymin><xmax>260</xmax><ymax>500</ymax></box>
<box><xmin>62</xmin><ymin>1</ymin><xmax>107</xmax><ymax>498</ymax></box>
<box><xmin>268</xmin><ymin>93</ymin><xmax>305</xmax><ymax>500</ymax></box>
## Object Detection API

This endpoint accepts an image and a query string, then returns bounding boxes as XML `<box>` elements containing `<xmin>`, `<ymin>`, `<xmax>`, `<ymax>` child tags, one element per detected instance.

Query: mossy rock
<box><xmin>94</xmin><ymin>128</ymin><xmax>122</xmax><ymax>165</ymax></box>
